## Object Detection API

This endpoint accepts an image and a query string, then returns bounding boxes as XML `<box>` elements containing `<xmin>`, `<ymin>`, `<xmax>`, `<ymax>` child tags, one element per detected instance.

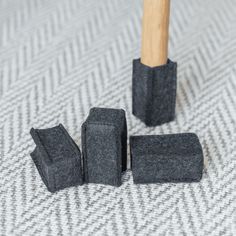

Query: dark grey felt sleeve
<box><xmin>82</xmin><ymin>107</ymin><xmax>127</xmax><ymax>187</ymax></box>
<box><xmin>30</xmin><ymin>124</ymin><xmax>83</xmax><ymax>192</ymax></box>
<box><xmin>130</xmin><ymin>133</ymin><xmax>203</xmax><ymax>184</ymax></box>
<box><xmin>132</xmin><ymin>58</ymin><xmax>177</xmax><ymax>126</ymax></box>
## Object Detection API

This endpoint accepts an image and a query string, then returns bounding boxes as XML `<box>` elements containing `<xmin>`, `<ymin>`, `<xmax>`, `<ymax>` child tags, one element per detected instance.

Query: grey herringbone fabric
<box><xmin>0</xmin><ymin>0</ymin><xmax>235</xmax><ymax>235</ymax></box>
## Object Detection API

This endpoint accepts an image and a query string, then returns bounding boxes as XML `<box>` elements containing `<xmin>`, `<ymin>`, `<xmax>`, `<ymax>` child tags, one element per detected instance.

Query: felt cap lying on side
<box><xmin>130</xmin><ymin>133</ymin><xmax>203</xmax><ymax>184</ymax></box>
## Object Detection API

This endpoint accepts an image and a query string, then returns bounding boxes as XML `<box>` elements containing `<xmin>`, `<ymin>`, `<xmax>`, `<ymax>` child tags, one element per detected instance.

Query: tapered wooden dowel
<box><xmin>141</xmin><ymin>0</ymin><xmax>170</xmax><ymax>67</ymax></box>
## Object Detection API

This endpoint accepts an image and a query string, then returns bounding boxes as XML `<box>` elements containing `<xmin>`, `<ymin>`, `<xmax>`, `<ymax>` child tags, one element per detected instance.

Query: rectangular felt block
<box><xmin>30</xmin><ymin>124</ymin><xmax>83</xmax><ymax>192</ymax></box>
<box><xmin>82</xmin><ymin>107</ymin><xmax>127</xmax><ymax>187</ymax></box>
<box><xmin>130</xmin><ymin>133</ymin><xmax>203</xmax><ymax>184</ymax></box>
<box><xmin>132</xmin><ymin>58</ymin><xmax>177</xmax><ymax>126</ymax></box>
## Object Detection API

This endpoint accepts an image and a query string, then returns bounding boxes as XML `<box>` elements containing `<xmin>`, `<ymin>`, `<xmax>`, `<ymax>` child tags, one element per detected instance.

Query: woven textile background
<box><xmin>0</xmin><ymin>0</ymin><xmax>235</xmax><ymax>235</ymax></box>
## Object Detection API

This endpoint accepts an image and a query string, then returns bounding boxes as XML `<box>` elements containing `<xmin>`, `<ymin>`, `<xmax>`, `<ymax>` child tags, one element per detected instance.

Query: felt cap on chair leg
<box><xmin>132</xmin><ymin>58</ymin><xmax>177</xmax><ymax>126</ymax></box>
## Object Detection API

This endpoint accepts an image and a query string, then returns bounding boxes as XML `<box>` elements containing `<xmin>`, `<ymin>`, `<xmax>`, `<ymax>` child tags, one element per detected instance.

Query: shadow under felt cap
<box><xmin>130</xmin><ymin>133</ymin><xmax>204</xmax><ymax>184</ymax></box>
<box><xmin>82</xmin><ymin>107</ymin><xmax>127</xmax><ymax>187</ymax></box>
<box><xmin>30</xmin><ymin>124</ymin><xmax>83</xmax><ymax>193</ymax></box>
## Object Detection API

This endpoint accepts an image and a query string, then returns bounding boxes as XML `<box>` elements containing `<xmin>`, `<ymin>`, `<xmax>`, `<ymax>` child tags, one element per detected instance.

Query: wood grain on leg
<box><xmin>141</xmin><ymin>0</ymin><xmax>170</xmax><ymax>67</ymax></box>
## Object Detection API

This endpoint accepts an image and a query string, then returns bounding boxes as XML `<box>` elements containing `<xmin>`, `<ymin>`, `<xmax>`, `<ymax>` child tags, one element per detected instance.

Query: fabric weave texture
<box><xmin>0</xmin><ymin>0</ymin><xmax>235</xmax><ymax>235</ymax></box>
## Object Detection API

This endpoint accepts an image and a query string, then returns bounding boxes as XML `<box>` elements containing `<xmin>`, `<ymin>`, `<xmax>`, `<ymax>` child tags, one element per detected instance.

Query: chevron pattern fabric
<box><xmin>0</xmin><ymin>0</ymin><xmax>235</xmax><ymax>235</ymax></box>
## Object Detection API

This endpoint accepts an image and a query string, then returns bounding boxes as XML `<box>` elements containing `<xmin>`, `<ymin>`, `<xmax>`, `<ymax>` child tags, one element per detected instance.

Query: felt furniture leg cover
<box><xmin>132</xmin><ymin>58</ymin><xmax>177</xmax><ymax>126</ymax></box>
<box><xmin>130</xmin><ymin>133</ymin><xmax>203</xmax><ymax>184</ymax></box>
<box><xmin>82</xmin><ymin>107</ymin><xmax>127</xmax><ymax>187</ymax></box>
<box><xmin>30</xmin><ymin>124</ymin><xmax>83</xmax><ymax>192</ymax></box>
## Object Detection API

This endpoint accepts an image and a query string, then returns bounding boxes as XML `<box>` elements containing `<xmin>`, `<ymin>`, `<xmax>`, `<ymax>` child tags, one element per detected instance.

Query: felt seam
<box><xmin>82</xmin><ymin>122</ymin><xmax>89</xmax><ymax>183</ymax></box>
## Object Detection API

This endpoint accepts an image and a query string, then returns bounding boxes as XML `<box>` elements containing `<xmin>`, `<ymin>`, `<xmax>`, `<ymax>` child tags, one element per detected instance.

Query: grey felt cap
<box><xmin>30</xmin><ymin>124</ymin><xmax>83</xmax><ymax>192</ymax></box>
<box><xmin>130</xmin><ymin>133</ymin><xmax>203</xmax><ymax>184</ymax></box>
<box><xmin>82</xmin><ymin>107</ymin><xmax>127</xmax><ymax>187</ymax></box>
<box><xmin>132</xmin><ymin>58</ymin><xmax>177</xmax><ymax>126</ymax></box>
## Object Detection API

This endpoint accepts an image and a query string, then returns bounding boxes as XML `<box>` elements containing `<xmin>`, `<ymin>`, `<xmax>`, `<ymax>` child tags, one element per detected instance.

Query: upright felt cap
<box><xmin>82</xmin><ymin>107</ymin><xmax>127</xmax><ymax>187</ymax></box>
<box><xmin>30</xmin><ymin>124</ymin><xmax>83</xmax><ymax>192</ymax></box>
<box><xmin>132</xmin><ymin>58</ymin><xmax>177</xmax><ymax>126</ymax></box>
<box><xmin>130</xmin><ymin>133</ymin><xmax>203</xmax><ymax>184</ymax></box>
